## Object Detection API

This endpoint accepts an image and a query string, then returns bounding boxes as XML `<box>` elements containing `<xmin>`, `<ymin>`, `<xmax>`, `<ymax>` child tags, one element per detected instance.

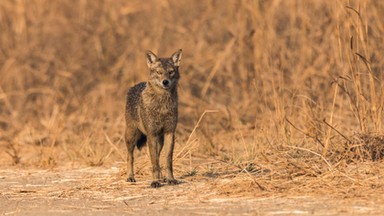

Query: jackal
<box><xmin>125</xmin><ymin>49</ymin><xmax>182</xmax><ymax>188</ymax></box>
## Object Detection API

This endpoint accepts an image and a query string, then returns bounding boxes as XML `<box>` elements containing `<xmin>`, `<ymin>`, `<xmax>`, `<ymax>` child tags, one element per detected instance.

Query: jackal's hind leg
<box><xmin>125</xmin><ymin>127</ymin><xmax>142</xmax><ymax>183</ymax></box>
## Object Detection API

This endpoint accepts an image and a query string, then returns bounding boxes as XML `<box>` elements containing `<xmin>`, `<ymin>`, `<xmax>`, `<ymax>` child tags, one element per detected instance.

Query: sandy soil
<box><xmin>1</xmin><ymin>165</ymin><xmax>384</xmax><ymax>216</ymax></box>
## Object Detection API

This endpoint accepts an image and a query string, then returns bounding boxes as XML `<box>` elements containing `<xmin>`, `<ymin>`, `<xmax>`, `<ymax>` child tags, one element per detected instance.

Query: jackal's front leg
<box><xmin>164</xmin><ymin>132</ymin><xmax>178</xmax><ymax>185</ymax></box>
<box><xmin>147</xmin><ymin>135</ymin><xmax>162</xmax><ymax>188</ymax></box>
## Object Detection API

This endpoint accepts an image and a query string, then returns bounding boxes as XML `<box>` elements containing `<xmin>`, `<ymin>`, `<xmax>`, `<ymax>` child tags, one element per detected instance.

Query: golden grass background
<box><xmin>0</xmin><ymin>0</ymin><xmax>384</xmax><ymax>196</ymax></box>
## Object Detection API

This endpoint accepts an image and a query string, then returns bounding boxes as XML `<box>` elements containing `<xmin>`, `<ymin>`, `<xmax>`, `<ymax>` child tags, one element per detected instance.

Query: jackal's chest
<box><xmin>144</xmin><ymin>99</ymin><xmax>177</xmax><ymax>120</ymax></box>
<box><xmin>139</xmin><ymin>95</ymin><xmax>178</xmax><ymax>133</ymax></box>
<box><xmin>142</xmin><ymin>92</ymin><xmax>177</xmax><ymax>113</ymax></box>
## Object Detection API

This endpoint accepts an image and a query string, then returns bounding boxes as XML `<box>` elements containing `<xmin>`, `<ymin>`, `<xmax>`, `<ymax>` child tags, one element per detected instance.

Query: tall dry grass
<box><xmin>0</xmin><ymin>0</ymin><xmax>384</xmax><ymax>194</ymax></box>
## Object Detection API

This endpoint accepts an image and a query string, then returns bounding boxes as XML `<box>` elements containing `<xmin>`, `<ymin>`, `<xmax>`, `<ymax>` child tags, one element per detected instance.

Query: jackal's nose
<box><xmin>162</xmin><ymin>80</ymin><xmax>170</xmax><ymax>87</ymax></box>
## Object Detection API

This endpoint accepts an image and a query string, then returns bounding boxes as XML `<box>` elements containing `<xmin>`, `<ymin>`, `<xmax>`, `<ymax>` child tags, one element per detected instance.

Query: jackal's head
<box><xmin>145</xmin><ymin>49</ymin><xmax>182</xmax><ymax>90</ymax></box>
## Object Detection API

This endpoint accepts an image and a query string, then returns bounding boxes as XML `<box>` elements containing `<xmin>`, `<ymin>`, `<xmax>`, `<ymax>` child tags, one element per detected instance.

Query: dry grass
<box><xmin>1</xmin><ymin>0</ymin><xmax>384</xmax><ymax>198</ymax></box>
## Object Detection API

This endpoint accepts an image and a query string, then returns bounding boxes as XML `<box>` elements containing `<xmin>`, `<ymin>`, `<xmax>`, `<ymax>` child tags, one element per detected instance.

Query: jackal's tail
<box><xmin>137</xmin><ymin>134</ymin><xmax>147</xmax><ymax>150</ymax></box>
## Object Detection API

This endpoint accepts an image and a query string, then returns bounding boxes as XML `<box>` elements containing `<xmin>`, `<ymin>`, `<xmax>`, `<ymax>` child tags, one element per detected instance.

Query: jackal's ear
<box><xmin>146</xmin><ymin>50</ymin><xmax>158</xmax><ymax>68</ymax></box>
<box><xmin>171</xmin><ymin>49</ymin><xmax>182</xmax><ymax>67</ymax></box>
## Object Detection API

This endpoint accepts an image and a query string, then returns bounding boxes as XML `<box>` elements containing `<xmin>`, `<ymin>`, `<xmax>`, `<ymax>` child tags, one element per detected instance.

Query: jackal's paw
<box><xmin>127</xmin><ymin>177</ymin><xmax>136</xmax><ymax>182</ymax></box>
<box><xmin>150</xmin><ymin>181</ymin><xmax>162</xmax><ymax>188</ymax></box>
<box><xmin>167</xmin><ymin>179</ymin><xmax>179</xmax><ymax>185</ymax></box>
<box><xmin>163</xmin><ymin>178</ymin><xmax>179</xmax><ymax>185</ymax></box>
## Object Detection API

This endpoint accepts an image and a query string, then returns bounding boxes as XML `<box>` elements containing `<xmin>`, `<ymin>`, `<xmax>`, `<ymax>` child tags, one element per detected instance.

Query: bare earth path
<box><xmin>1</xmin><ymin>165</ymin><xmax>384</xmax><ymax>215</ymax></box>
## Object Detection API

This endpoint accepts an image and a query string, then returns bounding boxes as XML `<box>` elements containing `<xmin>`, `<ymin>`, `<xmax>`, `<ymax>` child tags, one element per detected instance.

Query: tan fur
<box><xmin>125</xmin><ymin>49</ymin><xmax>182</xmax><ymax>188</ymax></box>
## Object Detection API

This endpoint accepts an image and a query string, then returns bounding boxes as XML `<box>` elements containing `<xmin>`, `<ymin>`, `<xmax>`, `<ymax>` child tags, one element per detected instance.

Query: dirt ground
<box><xmin>1</xmin><ymin>164</ymin><xmax>384</xmax><ymax>216</ymax></box>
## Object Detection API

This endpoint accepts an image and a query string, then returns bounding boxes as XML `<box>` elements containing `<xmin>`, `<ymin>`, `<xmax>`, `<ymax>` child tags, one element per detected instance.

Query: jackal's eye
<box><xmin>169</xmin><ymin>70</ymin><xmax>175</xmax><ymax>76</ymax></box>
<box><xmin>155</xmin><ymin>70</ymin><xmax>162</xmax><ymax>75</ymax></box>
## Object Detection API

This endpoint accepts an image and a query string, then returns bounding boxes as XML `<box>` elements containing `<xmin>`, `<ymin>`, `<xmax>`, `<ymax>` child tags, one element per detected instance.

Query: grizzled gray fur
<box><xmin>125</xmin><ymin>49</ymin><xmax>182</xmax><ymax>188</ymax></box>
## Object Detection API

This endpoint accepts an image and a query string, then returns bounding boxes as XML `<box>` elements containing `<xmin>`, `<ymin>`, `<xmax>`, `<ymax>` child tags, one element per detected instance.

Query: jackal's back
<box><xmin>126</xmin><ymin>82</ymin><xmax>146</xmax><ymax>121</ymax></box>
